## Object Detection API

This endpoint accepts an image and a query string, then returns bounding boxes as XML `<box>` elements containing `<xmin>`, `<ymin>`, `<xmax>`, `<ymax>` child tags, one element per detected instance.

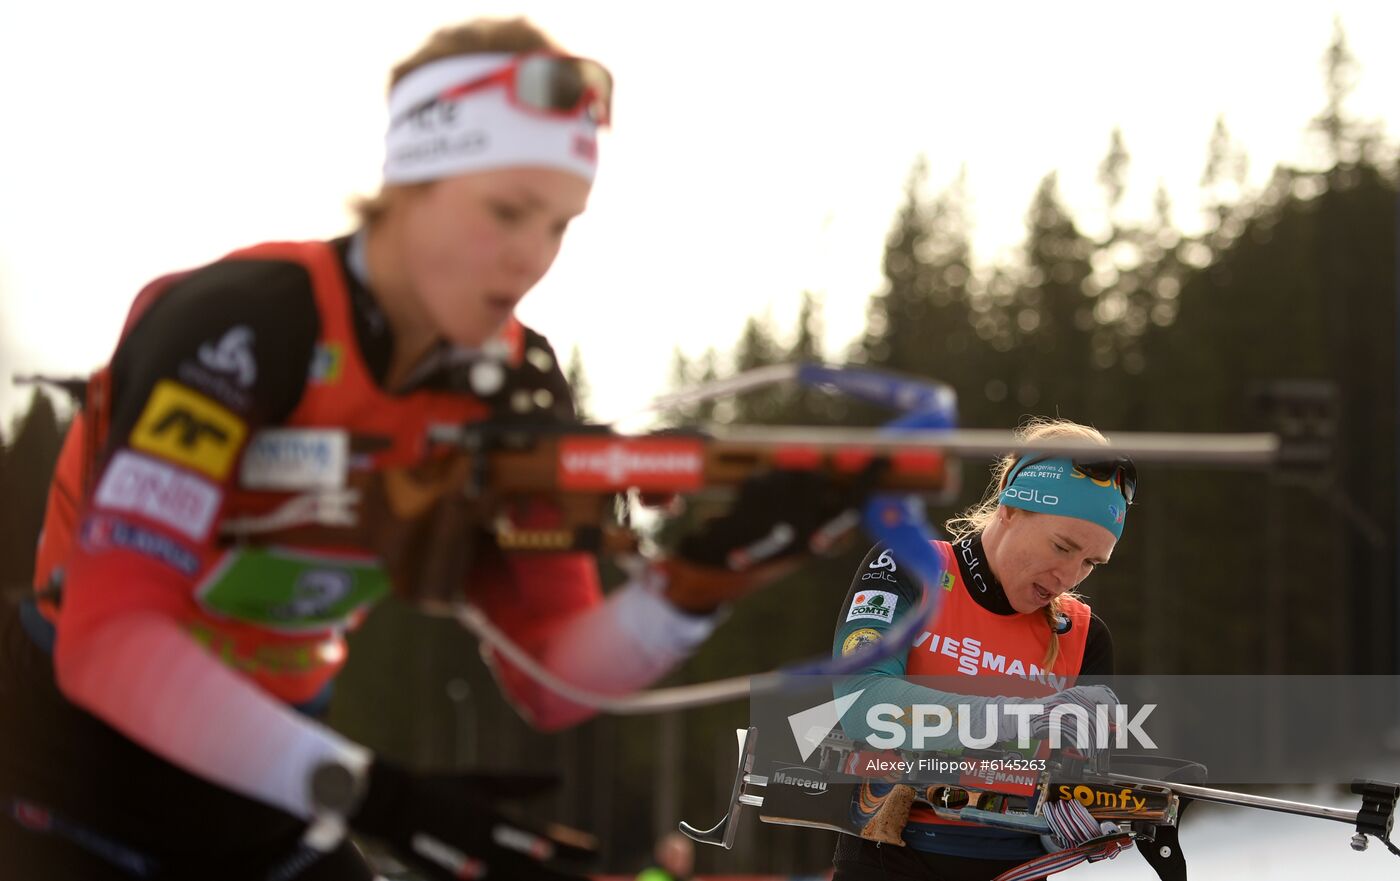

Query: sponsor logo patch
<box><xmin>1022</xmin><ymin>462</ymin><xmax>1065</xmax><ymax>480</ymax></box>
<box><xmin>771</xmin><ymin>766</ymin><xmax>828</xmax><ymax>795</ymax></box>
<box><xmin>93</xmin><ymin>451</ymin><xmax>222</xmax><ymax>540</ymax></box>
<box><xmin>198</xmin><ymin>325</ymin><xmax>257</xmax><ymax>388</ymax></box>
<box><xmin>868</xmin><ymin>550</ymin><xmax>897</xmax><ymax>572</ymax></box>
<box><xmin>273</xmin><ymin>569</ymin><xmax>354</xmax><ymax>620</ymax></box>
<box><xmin>194</xmin><ymin>547</ymin><xmax>390</xmax><ymax>633</ymax></box>
<box><xmin>240</xmin><ymin>429</ymin><xmax>348</xmax><ymax>490</ymax></box>
<box><xmin>1003</xmin><ymin>487</ymin><xmax>1059</xmax><ymax>506</ymax></box>
<box><xmin>861</xmin><ymin>571</ymin><xmax>898</xmax><ymax>583</ymax></box>
<box><xmin>847</xmin><ymin>590</ymin><xmax>898</xmax><ymax>623</ymax></box>
<box><xmin>81</xmin><ymin>514</ymin><xmax>202</xmax><ymax>575</ymax></box>
<box><xmin>130</xmin><ymin>380</ymin><xmax>246</xmax><ymax>479</ymax></box>
<box><xmin>959</xmin><ymin>764</ymin><xmax>1040</xmax><ymax>796</ymax></box>
<box><xmin>1050</xmin><ymin>782</ymin><xmax>1171</xmax><ymax>818</ymax></box>
<box><xmin>915</xmin><ymin>631</ymin><xmax>1069</xmax><ymax>688</ymax></box>
<box><xmin>185</xmin><ymin>622</ymin><xmax>331</xmax><ymax>674</ymax></box>
<box><xmin>573</xmin><ymin>134</ymin><xmax>598</xmax><ymax>162</ymax></box>
<box><xmin>558</xmin><ymin>437</ymin><xmax>704</xmax><ymax>491</ymax></box>
<box><xmin>842</xmin><ymin>627</ymin><xmax>883</xmax><ymax>656</ymax></box>
<box><xmin>177</xmin><ymin>360</ymin><xmax>250</xmax><ymax>410</ymax></box>
<box><xmin>309</xmin><ymin>343</ymin><xmax>343</xmax><ymax>384</ymax></box>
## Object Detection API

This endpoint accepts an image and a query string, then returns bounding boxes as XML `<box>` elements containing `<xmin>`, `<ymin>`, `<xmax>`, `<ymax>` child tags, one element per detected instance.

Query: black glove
<box><xmin>345</xmin><ymin>760</ymin><xmax>594</xmax><ymax>881</ymax></box>
<box><xmin>675</xmin><ymin>465</ymin><xmax>884</xmax><ymax>572</ymax></box>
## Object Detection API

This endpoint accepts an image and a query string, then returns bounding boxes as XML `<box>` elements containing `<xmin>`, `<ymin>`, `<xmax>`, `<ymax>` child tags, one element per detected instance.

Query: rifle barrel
<box><xmin>710</xmin><ymin>428</ymin><xmax>1279</xmax><ymax>467</ymax></box>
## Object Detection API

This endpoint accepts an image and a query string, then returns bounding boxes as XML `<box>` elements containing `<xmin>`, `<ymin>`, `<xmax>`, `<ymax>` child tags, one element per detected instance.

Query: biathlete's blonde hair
<box><xmin>945</xmin><ymin>417</ymin><xmax>1112</xmax><ymax>670</ymax></box>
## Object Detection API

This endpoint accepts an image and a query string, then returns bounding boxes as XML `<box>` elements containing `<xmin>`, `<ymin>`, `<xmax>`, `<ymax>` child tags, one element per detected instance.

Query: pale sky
<box><xmin>1</xmin><ymin>1</ymin><xmax>1396</xmax><ymax>428</ymax></box>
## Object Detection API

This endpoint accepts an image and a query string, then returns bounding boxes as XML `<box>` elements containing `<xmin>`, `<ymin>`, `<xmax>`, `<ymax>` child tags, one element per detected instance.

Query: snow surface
<box><xmin>1060</xmin><ymin>785</ymin><xmax>1399</xmax><ymax>879</ymax></box>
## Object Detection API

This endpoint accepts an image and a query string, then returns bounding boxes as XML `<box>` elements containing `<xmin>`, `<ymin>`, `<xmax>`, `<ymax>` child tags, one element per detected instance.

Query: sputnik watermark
<box><xmin>859</xmin><ymin>757</ymin><xmax>988</xmax><ymax>775</ymax></box>
<box><xmin>785</xmin><ymin>691</ymin><xmax>1158</xmax><ymax>757</ymax></box>
<box><xmin>862</xmin><ymin>702</ymin><xmax>1158</xmax><ymax>751</ymax></box>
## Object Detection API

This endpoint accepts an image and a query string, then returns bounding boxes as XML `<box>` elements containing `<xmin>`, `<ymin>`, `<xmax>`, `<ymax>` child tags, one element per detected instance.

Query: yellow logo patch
<box><xmin>842</xmin><ymin>627</ymin><xmax>883</xmax><ymax>656</ymax></box>
<box><xmin>131</xmin><ymin>380</ymin><xmax>246</xmax><ymax>479</ymax></box>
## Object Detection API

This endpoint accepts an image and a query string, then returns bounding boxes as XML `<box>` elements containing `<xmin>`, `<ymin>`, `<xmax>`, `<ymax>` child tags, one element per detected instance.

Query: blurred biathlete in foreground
<box><xmin>831</xmin><ymin>419</ymin><xmax>1134</xmax><ymax>881</ymax></box>
<box><xmin>0</xmin><ymin>17</ymin><xmax>875</xmax><ymax>881</ymax></box>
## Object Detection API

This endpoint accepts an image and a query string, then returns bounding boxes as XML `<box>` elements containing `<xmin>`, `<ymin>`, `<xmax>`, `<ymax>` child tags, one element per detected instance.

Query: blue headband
<box><xmin>998</xmin><ymin>456</ymin><xmax>1128</xmax><ymax>539</ymax></box>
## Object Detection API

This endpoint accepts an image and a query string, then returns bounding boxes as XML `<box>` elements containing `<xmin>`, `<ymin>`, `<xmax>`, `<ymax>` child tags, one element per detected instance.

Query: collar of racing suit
<box><xmin>954</xmin><ymin>534</ymin><xmax>1017</xmax><ymax>616</ymax></box>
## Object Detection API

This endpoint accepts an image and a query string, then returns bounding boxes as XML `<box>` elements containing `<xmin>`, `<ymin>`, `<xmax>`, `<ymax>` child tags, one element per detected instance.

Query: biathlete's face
<box><xmin>989</xmin><ymin>507</ymin><xmax>1116</xmax><ymax>614</ymax></box>
<box><xmin>400</xmin><ymin>167</ymin><xmax>591</xmax><ymax>347</ymax></box>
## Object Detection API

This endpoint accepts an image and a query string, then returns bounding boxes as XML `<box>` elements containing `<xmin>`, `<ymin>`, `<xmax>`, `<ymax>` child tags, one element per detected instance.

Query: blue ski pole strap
<box><xmin>795</xmin><ymin>364</ymin><xmax>957</xmax><ymax>426</ymax></box>
<box><xmin>774</xmin><ymin>365</ymin><xmax>957</xmax><ymax>677</ymax></box>
<box><xmin>786</xmin><ymin>493</ymin><xmax>946</xmax><ymax>676</ymax></box>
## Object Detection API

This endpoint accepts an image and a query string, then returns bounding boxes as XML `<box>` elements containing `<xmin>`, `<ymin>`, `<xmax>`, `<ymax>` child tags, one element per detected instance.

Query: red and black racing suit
<box><xmin>0</xmin><ymin>235</ymin><xmax>715</xmax><ymax>879</ymax></box>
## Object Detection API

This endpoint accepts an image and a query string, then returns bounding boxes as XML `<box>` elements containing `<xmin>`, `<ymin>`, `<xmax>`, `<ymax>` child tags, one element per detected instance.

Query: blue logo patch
<box><xmin>82</xmin><ymin>515</ymin><xmax>201</xmax><ymax>575</ymax></box>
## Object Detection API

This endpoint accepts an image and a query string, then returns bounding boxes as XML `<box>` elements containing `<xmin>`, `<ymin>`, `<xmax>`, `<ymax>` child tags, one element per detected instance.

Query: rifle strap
<box><xmin>990</xmin><ymin>801</ymin><xmax>1131</xmax><ymax>881</ymax></box>
<box><xmin>989</xmin><ymin>835</ymin><xmax>1131</xmax><ymax>881</ymax></box>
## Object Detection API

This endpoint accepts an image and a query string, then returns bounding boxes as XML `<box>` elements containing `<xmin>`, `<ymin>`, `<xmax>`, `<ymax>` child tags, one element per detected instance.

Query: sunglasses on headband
<box><xmin>393</xmin><ymin>52</ymin><xmax>613</xmax><ymax>129</ymax></box>
<box><xmin>1006</xmin><ymin>454</ymin><xmax>1138</xmax><ymax>505</ymax></box>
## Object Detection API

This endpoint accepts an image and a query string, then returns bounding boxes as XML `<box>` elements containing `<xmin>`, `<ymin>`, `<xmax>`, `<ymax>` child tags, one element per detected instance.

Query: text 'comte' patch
<box><xmin>130</xmin><ymin>380</ymin><xmax>246</xmax><ymax>479</ymax></box>
<box><xmin>93</xmin><ymin>451</ymin><xmax>222</xmax><ymax>540</ymax></box>
<box><xmin>846</xmin><ymin>590</ymin><xmax>898</xmax><ymax>622</ymax></box>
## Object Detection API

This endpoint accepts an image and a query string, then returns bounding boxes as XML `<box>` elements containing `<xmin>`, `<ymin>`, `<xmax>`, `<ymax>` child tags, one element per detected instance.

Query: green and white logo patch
<box><xmin>197</xmin><ymin>547</ymin><xmax>390</xmax><ymax>632</ymax></box>
<box><xmin>846</xmin><ymin>590</ymin><xmax>898</xmax><ymax>622</ymax></box>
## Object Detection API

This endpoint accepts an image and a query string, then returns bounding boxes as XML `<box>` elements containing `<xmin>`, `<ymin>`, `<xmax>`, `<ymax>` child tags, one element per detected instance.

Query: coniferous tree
<box><xmin>1200</xmin><ymin>115</ymin><xmax>1251</xmax><ymax>249</ymax></box>
<box><xmin>0</xmin><ymin>430</ymin><xmax>8</xmax><ymax>588</ymax></box>
<box><xmin>861</xmin><ymin>161</ymin><xmax>989</xmax><ymax>426</ymax></box>
<box><xmin>1097</xmin><ymin>128</ymin><xmax>1130</xmax><ymax>230</ymax></box>
<box><xmin>1308</xmin><ymin>16</ymin><xmax>1385</xmax><ymax>168</ymax></box>
<box><xmin>693</xmin><ymin>348</ymin><xmax>720</xmax><ymax>425</ymax></box>
<box><xmin>731</xmin><ymin>313</ymin><xmax>785</xmax><ymax>424</ymax></box>
<box><xmin>790</xmin><ymin>291</ymin><xmax>824</xmax><ymax>367</ymax></box>
<box><xmin>662</xmin><ymin>347</ymin><xmax>694</xmax><ymax>428</ymax></box>
<box><xmin>1144</xmin><ymin>182</ymin><xmax>1187</xmax><ymax>339</ymax></box>
<box><xmin>1013</xmin><ymin>172</ymin><xmax>1096</xmax><ymax>419</ymax></box>
<box><xmin>862</xmin><ymin>157</ymin><xmax>935</xmax><ymax>372</ymax></box>
<box><xmin>564</xmin><ymin>344</ymin><xmax>592</xmax><ymax>422</ymax></box>
<box><xmin>660</xmin><ymin>346</ymin><xmax>722</xmax><ymax>427</ymax></box>
<box><xmin>0</xmin><ymin>389</ymin><xmax>63</xmax><ymax>588</ymax></box>
<box><xmin>918</xmin><ymin>166</ymin><xmax>983</xmax><ymax>416</ymax></box>
<box><xmin>782</xmin><ymin>291</ymin><xmax>834</xmax><ymax>425</ymax></box>
<box><xmin>1088</xmin><ymin>128</ymin><xmax>1134</xmax><ymax>379</ymax></box>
